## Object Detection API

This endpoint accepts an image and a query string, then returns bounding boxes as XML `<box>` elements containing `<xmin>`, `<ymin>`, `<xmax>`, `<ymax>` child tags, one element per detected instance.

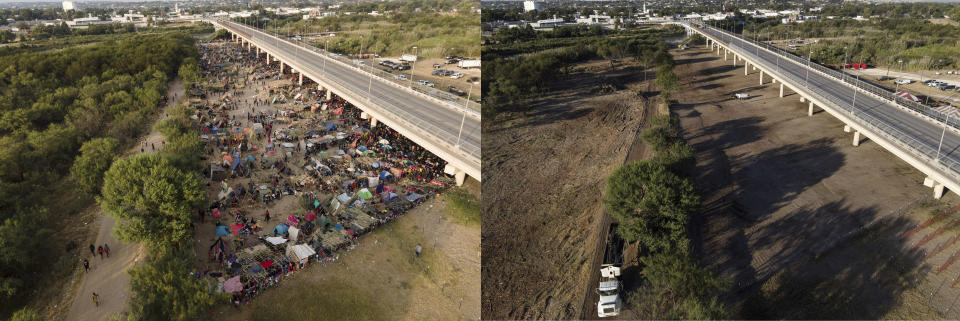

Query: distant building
<box><xmin>576</xmin><ymin>13</ymin><xmax>613</xmax><ymax>25</ymax></box>
<box><xmin>530</xmin><ymin>16</ymin><xmax>564</xmax><ymax>29</ymax></box>
<box><xmin>65</xmin><ymin>15</ymin><xmax>109</xmax><ymax>28</ymax></box>
<box><xmin>523</xmin><ymin>1</ymin><xmax>543</xmax><ymax>12</ymax></box>
<box><xmin>62</xmin><ymin>1</ymin><xmax>74</xmax><ymax>11</ymax></box>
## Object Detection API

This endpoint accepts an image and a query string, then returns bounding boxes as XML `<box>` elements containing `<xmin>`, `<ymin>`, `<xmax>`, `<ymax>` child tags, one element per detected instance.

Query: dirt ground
<box><xmin>57</xmin><ymin>78</ymin><xmax>185</xmax><ymax>321</ymax></box>
<box><xmin>670</xmin><ymin>46</ymin><xmax>960</xmax><ymax>318</ymax></box>
<box><xmin>482</xmin><ymin>59</ymin><xmax>655</xmax><ymax>319</ymax></box>
<box><xmin>212</xmin><ymin>181</ymin><xmax>480</xmax><ymax>321</ymax></box>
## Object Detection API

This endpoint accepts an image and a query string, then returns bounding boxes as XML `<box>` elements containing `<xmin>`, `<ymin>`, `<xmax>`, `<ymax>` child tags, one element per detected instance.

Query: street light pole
<box><xmin>408</xmin><ymin>46</ymin><xmax>418</xmax><ymax>88</ymax></box>
<box><xmin>937</xmin><ymin>124</ymin><xmax>947</xmax><ymax>161</ymax></box>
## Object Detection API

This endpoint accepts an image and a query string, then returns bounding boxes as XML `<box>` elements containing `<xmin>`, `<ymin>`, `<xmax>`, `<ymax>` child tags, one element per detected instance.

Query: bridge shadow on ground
<box><xmin>738</xmin><ymin>211</ymin><xmax>926</xmax><ymax>319</ymax></box>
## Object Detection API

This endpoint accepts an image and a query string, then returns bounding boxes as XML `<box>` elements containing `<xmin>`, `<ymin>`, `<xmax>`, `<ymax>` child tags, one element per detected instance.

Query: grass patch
<box><xmin>443</xmin><ymin>188</ymin><xmax>480</xmax><ymax>226</ymax></box>
<box><xmin>248</xmin><ymin>277</ymin><xmax>389</xmax><ymax>321</ymax></box>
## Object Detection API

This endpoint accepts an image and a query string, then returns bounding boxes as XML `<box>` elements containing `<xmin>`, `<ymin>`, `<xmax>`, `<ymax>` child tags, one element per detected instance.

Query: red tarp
<box><xmin>260</xmin><ymin>260</ymin><xmax>273</xmax><ymax>269</ymax></box>
<box><xmin>231</xmin><ymin>224</ymin><xmax>243</xmax><ymax>235</ymax></box>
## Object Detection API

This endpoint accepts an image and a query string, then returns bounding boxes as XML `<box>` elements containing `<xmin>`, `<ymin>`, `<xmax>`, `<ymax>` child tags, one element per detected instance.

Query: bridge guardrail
<box><xmin>224</xmin><ymin>20</ymin><xmax>481</xmax><ymax>113</ymax></box>
<box><xmin>219</xmin><ymin>21</ymin><xmax>481</xmax><ymax>162</ymax></box>
<box><xmin>686</xmin><ymin>21</ymin><xmax>960</xmax><ymax>184</ymax></box>
<box><xmin>693</xmin><ymin>21</ymin><xmax>960</xmax><ymax>133</ymax></box>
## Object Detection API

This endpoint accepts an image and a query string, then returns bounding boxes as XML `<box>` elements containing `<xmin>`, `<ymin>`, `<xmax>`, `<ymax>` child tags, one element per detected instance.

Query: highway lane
<box><xmin>221</xmin><ymin>21</ymin><xmax>481</xmax><ymax>162</ymax></box>
<box><xmin>698</xmin><ymin>25</ymin><xmax>960</xmax><ymax>176</ymax></box>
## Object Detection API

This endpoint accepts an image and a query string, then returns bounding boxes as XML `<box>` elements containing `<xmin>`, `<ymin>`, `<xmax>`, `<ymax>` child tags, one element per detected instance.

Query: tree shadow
<box><xmin>676</xmin><ymin>56</ymin><xmax>720</xmax><ymax>65</ymax></box>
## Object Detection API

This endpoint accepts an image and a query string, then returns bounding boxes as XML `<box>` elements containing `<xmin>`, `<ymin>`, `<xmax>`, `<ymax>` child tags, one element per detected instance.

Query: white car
<box><xmin>895</xmin><ymin>79</ymin><xmax>913</xmax><ymax>85</ymax></box>
<box><xmin>393</xmin><ymin>74</ymin><xmax>408</xmax><ymax>80</ymax></box>
<box><xmin>418</xmin><ymin>80</ymin><xmax>435</xmax><ymax>87</ymax></box>
<box><xmin>450</xmin><ymin>72</ymin><xmax>464</xmax><ymax>79</ymax></box>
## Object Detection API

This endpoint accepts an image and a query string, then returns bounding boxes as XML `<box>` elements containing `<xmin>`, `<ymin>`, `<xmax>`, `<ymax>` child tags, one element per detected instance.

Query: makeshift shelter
<box><xmin>287</xmin><ymin>244</ymin><xmax>316</xmax><ymax>264</ymax></box>
<box><xmin>406</xmin><ymin>193</ymin><xmax>423</xmax><ymax>202</ymax></box>
<box><xmin>209</xmin><ymin>238</ymin><xmax>228</xmax><ymax>261</ymax></box>
<box><xmin>357</xmin><ymin>188</ymin><xmax>374</xmax><ymax>200</ymax></box>
<box><xmin>288</xmin><ymin>226</ymin><xmax>300</xmax><ymax>242</ymax></box>
<box><xmin>897</xmin><ymin>91</ymin><xmax>921</xmax><ymax>102</ymax></box>
<box><xmin>231</xmin><ymin>224</ymin><xmax>244</xmax><ymax>235</ymax></box>
<box><xmin>273</xmin><ymin>223</ymin><xmax>290</xmax><ymax>236</ymax></box>
<box><xmin>337</xmin><ymin>193</ymin><xmax>352</xmax><ymax>204</ymax></box>
<box><xmin>215</xmin><ymin>225</ymin><xmax>230</xmax><ymax>236</ymax></box>
<box><xmin>265</xmin><ymin>236</ymin><xmax>288</xmax><ymax>245</ymax></box>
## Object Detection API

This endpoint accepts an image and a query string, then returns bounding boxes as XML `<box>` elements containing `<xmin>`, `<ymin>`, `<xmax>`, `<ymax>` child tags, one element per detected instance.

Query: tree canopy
<box><xmin>70</xmin><ymin>137</ymin><xmax>120</xmax><ymax>194</ymax></box>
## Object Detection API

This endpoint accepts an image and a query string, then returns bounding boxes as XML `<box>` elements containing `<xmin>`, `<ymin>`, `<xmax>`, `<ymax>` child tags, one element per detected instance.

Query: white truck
<box><xmin>458</xmin><ymin>59</ymin><xmax>481</xmax><ymax>69</ymax></box>
<box><xmin>597</xmin><ymin>223</ymin><xmax>624</xmax><ymax>318</ymax></box>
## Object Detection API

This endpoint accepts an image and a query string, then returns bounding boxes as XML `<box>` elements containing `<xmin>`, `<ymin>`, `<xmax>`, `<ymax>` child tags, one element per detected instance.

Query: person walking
<box><xmin>83</xmin><ymin>259</ymin><xmax>90</xmax><ymax>272</ymax></box>
<box><xmin>89</xmin><ymin>244</ymin><xmax>95</xmax><ymax>256</ymax></box>
<box><xmin>104</xmin><ymin>243</ymin><xmax>110</xmax><ymax>258</ymax></box>
<box><xmin>92</xmin><ymin>292</ymin><xmax>99</xmax><ymax>307</ymax></box>
<box><xmin>97</xmin><ymin>246</ymin><xmax>104</xmax><ymax>259</ymax></box>
<box><xmin>415</xmin><ymin>244</ymin><xmax>422</xmax><ymax>257</ymax></box>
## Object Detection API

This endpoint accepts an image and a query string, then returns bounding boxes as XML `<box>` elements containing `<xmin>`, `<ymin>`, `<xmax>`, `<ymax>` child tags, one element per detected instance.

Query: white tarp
<box><xmin>265</xmin><ymin>236</ymin><xmax>288</xmax><ymax>245</ymax></box>
<box><xmin>288</xmin><ymin>226</ymin><xmax>300</xmax><ymax>242</ymax></box>
<box><xmin>287</xmin><ymin>244</ymin><xmax>316</xmax><ymax>261</ymax></box>
<box><xmin>368</xmin><ymin>177</ymin><xmax>379</xmax><ymax>188</ymax></box>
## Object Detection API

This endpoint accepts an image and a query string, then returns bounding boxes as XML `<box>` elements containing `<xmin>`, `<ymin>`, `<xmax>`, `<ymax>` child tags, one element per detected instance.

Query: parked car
<box><xmin>449</xmin><ymin>86</ymin><xmax>466</xmax><ymax>96</ymax></box>
<box><xmin>433</xmin><ymin>63</ymin><xmax>442</xmax><ymax>69</ymax></box>
<box><xmin>895</xmin><ymin>79</ymin><xmax>913</xmax><ymax>85</ymax></box>
<box><xmin>418</xmin><ymin>80</ymin><xmax>434</xmax><ymax>87</ymax></box>
<box><xmin>431</xmin><ymin>70</ymin><xmax>444</xmax><ymax>76</ymax></box>
<box><xmin>393</xmin><ymin>74</ymin><xmax>407</xmax><ymax>80</ymax></box>
<box><xmin>451</xmin><ymin>72</ymin><xmax>464</xmax><ymax>79</ymax></box>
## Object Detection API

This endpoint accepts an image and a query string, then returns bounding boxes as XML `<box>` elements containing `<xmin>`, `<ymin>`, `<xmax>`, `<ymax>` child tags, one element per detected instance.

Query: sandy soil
<box><xmin>669</xmin><ymin>46</ymin><xmax>959</xmax><ymax>318</ymax></box>
<box><xmin>482</xmin><ymin>59</ymin><xmax>655</xmax><ymax>319</ymax></box>
<box><xmin>61</xmin><ymin>78</ymin><xmax>185</xmax><ymax>321</ymax></box>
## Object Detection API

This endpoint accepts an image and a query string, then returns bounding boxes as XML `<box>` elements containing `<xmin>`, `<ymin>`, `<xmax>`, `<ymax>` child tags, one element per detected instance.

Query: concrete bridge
<box><xmin>211</xmin><ymin>19</ymin><xmax>481</xmax><ymax>184</ymax></box>
<box><xmin>670</xmin><ymin>20</ymin><xmax>960</xmax><ymax>199</ymax></box>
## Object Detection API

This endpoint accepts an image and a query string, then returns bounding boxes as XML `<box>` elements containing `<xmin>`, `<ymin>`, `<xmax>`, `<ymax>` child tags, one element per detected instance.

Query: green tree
<box><xmin>10</xmin><ymin>307</ymin><xmax>42</xmax><ymax>321</ymax></box>
<box><xmin>126</xmin><ymin>249</ymin><xmax>219</xmax><ymax>321</ymax></box>
<box><xmin>628</xmin><ymin>251</ymin><xmax>729</xmax><ymax>320</ymax></box>
<box><xmin>70</xmin><ymin>137</ymin><xmax>120</xmax><ymax>194</ymax></box>
<box><xmin>98</xmin><ymin>154</ymin><xmax>205</xmax><ymax>250</ymax></box>
<box><xmin>604</xmin><ymin>161</ymin><xmax>699</xmax><ymax>251</ymax></box>
<box><xmin>178</xmin><ymin>57</ymin><xmax>200</xmax><ymax>89</ymax></box>
<box><xmin>655</xmin><ymin>64</ymin><xmax>679</xmax><ymax>101</ymax></box>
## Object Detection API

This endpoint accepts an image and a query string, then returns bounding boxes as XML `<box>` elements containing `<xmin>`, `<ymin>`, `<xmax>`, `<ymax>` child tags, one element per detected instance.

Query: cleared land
<box><xmin>482</xmin><ymin>59</ymin><xmax>655</xmax><ymax>319</ymax></box>
<box><xmin>672</xmin><ymin>45</ymin><xmax>960</xmax><ymax>318</ymax></box>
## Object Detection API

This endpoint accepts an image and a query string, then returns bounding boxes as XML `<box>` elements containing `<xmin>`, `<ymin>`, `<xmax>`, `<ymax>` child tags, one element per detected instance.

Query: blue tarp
<box><xmin>334</xmin><ymin>224</ymin><xmax>344</xmax><ymax>231</ymax></box>
<box><xmin>383</xmin><ymin>192</ymin><xmax>399</xmax><ymax>201</ymax></box>
<box><xmin>371</xmin><ymin>162</ymin><xmax>380</xmax><ymax>168</ymax></box>
<box><xmin>406</xmin><ymin>193</ymin><xmax>423</xmax><ymax>202</ymax></box>
<box><xmin>324</xmin><ymin>123</ymin><xmax>337</xmax><ymax>130</ymax></box>
<box><xmin>215</xmin><ymin>225</ymin><xmax>230</xmax><ymax>236</ymax></box>
<box><xmin>379</xmin><ymin>171</ymin><xmax>392</xmax><ymax>180</ymax></box>
<box><xmin>231</xmin><ymin>157</ymin><xmax>241</xmax><ymax>170</ymax></box>
<box><xmin>273</xmin><ymin>223</ymin><xmax>289</xmax><ymax>236</ymax></box>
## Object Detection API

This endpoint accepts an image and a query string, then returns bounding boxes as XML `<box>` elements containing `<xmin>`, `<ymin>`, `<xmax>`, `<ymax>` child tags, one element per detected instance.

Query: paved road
<box><xmin>694</xmin><ymin>23</ymin><xmax>960</xmax><ymax>180</ymax></box>
<box><xmin>217</xmin><ymin>21</ymin><xmax>481</xmax><ymax>175</ymax></box>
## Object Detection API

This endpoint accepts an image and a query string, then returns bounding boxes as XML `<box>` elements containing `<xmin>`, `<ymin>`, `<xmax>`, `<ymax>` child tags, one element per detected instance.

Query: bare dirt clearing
<box><xmin>482</xmin><ymin>59</ymin><xmax>655</xmax><ymax>319</ymax></box>
<box><xmin>672</xmin><ymin>46</ymin><xmax>960</xmax><ymax>318</ymax></box>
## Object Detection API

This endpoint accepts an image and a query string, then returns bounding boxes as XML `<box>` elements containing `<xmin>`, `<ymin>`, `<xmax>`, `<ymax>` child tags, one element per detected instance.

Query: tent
<box><xmin>897</xmin><ymin>91</ymin><xmax>921</xmax><ymax>102</ymax></box>
<box><xmin>383</xmin><ymin>192</ymin><xmax>399</xmax><ymax>201</ymax></box>
<box><xmin>215</xmin><ymin>225</ymin><xmax>230</xmax><ymax>236</ymax></box>
<box><xmin>357</xmin><ymin>188</ymin><xmax>374</xmax><ymax>200</ymax></box>
<box><xmin>324</xmin><ymin>123</ymin><xmax>337</xmax><ymax>131</ymax></box>
<box><xmin>305</xmin><ymin>213</ymin><xmax>317</xmax><ymax>221</ymax></box>
<box><xmin>287</xmin><ymin>215</ymin><xmax>300</xmax><ymax>226</ymax></box>
<box><xmin>273</xmin><ymin>223</ymin><xmax>290</xmax><ymax>236</ymax></box>
<box><xmin>209</xmin><ymin>238</ymin><xmax>228</xmax><ymax>261</ymax></box>
<box><xmin>337</xmin><ymin>193</ymin><xmax>352</xmax><ymax>204</ymax></box>
<box><xmin>406</xmin><ymin>192</ymin><xmax>423</xmax><ymax>202</ymax></box>
<box><xmin>379</xmin><ymin>170</ymin><xmax>393</xmax><ymax>181</ymax></box>
<box><xmin>223</xmin><ymin>276</ymin><xmax>243</xmax><ymax>293</ymax></box>
<box><xmin>287</xmin><ymin>244</ymin><xmax>316</xmax><ymax>263</ymax></box>
<box><xmin>367</xmin><ymin>177</ymin><xmax>379</xmax><ymax>188</ymax></box>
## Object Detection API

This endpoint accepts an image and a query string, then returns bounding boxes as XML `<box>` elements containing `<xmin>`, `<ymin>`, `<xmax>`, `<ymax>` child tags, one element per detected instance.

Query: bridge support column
<box><xmin>326</xmin><ymin>89</ymin><xmax>332</xmax><ymax>100</ymax></box>
<box><xmin>444</xmin><ymin>164</ymin><xmax>467</xmax><ymax>186</ymax></box>
<box><xmin>745</xmin><ymin>63</ymin><xmax>749</xmax><ymax>75</ymax></box>
<box><xmin>844</xmin><ymin>125</ymin><xmax>851</xmax><ymax>133</ymax></box>
<box><xmin>800</xmin><ymin>96</ymin><xmax>805</xmax><ymax>103</ymax></box>
<box><xmin>852</xmin><ymin>131</ymin><xmax>861</xmax><ymax>146</ymax></box>
<box><xmin>280</xmin><ymin>61</ymin><xmax>284</xmax><ymax>74</ymax></box>
<box><xmin>266</xmin><ymin>53</ymin><xmax>270</xmax><ymax>62</ymax></box>
<box><xmin>760</xmin><ymin>70</ymin><xmax>764</xmax><ymax>85</ymax></box>
<box><xmin>779</xmin><ymin>83</ymin><xmax>784</xmax><ymax>97</ymax></box>
<box><xmin>257</xmin><ymin>47</ymin><xmax>260</xmax><ymax>56</ymax></box>
<box><xmin>724</xmin><ymin>48</ymin><xmax>727</xmax><ymax>60</ymax></box>
<box><xmin>370</xmin><ymin>117</ymin><xmax>378</xmax><ymax>128</ymax></box>
<box><xmin>808</xmin><ymin>102</ymin><xmax>815</xmax><ymax>116</ymax></box>
<box><xmin>299</xmin><ymin>73</ymin><xmax>303</xmax><ymax>86</ymax></box>
<box><xmin>925</xmin><ymin>177</ymin><xmax>948</xmax><ymax>199</ymax></box>
<box><xmin>360</xmin><ymin>112</ymin><xmax>369</xmax><ymax>120</ymax></box>
<box><xmin>732</xmin><ymin>54</ymin><xmax>736</xmax><ymax>66</ymax></box>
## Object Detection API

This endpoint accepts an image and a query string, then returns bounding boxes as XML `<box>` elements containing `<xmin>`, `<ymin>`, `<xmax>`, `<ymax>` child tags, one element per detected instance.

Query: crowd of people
<box><xmin>189</xmin><ymin>39</ymin><xmax>453</xmax><ymax>308</ymax></box>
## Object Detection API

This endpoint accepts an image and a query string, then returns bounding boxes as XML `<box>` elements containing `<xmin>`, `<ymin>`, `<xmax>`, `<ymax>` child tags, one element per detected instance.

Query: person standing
<box><xmin>415</xmin><ymin>244</ymin><xmax>422</xmax><ymax>257</ymax></box>
<box><xmin>104</xmin><ymin>243</ymin><xmax>110</xmax><ymax>258</ymax></box>
<box><xmin>89</xmin><ymin>244</ymin><xmax>95</xmax><ymax>256</ymax></box>
<box><xmin>83</xmin><ymin>259</ymin><xmax>90</xmax><ymax>272</ymax></box>
<box><xmin>92</xmin><ymin>292</ymin><xmax>99</xmax><ymax>307</ymax></box>
<box><xmin>97</xmin><ymin>246</ymin><xmax>104</xmax><ymax>259</ymax></box>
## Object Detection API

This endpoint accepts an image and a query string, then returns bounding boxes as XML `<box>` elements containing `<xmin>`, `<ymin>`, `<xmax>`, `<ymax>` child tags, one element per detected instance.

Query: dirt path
<box><xmin>63</xmin><ymin>77</ymin><xmax>185</xmax><ymax>321</ymax></box>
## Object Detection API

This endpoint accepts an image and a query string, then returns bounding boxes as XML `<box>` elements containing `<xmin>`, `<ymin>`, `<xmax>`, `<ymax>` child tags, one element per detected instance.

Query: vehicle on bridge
<box><xmin>597</xmin><ymin>223</ymin><xmax>624</xmax><ymax>318</ymax></box>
